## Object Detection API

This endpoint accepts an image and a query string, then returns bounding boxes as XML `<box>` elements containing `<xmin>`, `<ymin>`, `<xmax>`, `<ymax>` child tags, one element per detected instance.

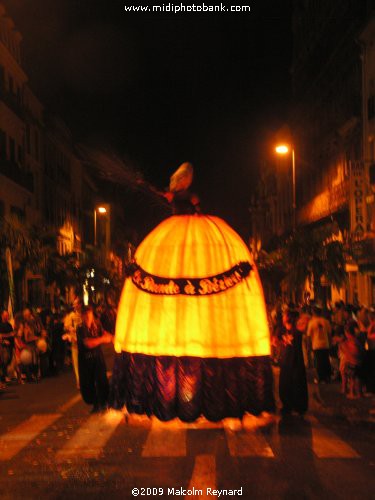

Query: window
<box><xmin>0</xmin><ymin>129</ymin><xmax>6</xmax><ymax>159</ymax></box>
<box><xmin>16</xmin><ymin>86</ymin><xmax>21</xmax><ymax>105</ymax></box>
<box><xmin>34</xmin><ymin>130</ymin><xmax>39</xmax><ymax>161</ymax></box>
<box><xmin>0</xmin><ymin>65</ymin><xmax>5</xmax><ymax>92</ymax></box>
<box><xmin>9</xmin><ymin>137</ymin><xmax>15</xmax><ymax>162</ymax></box>
<box><xmin>368</xmin><ymin>96</ymin><xmax>375</xmax><ymax>121</ymax></box>
<box><xmin>17</xmin><ymin>145</ymin><xmax>24</xmax><ymax>167</ymax></box>
<box><xmin>369</xmin><ymin>163</ymin><xmax>375</xmax><ymax>186</ymax></box>
<box><xmin>26</xmin><ymin>124</ymin><xmax>31</xmax><ymax>154</ymax></box>
<box><xmin>8</xmin><ymin>75</ymin><xmax>14</xmax><ymax>94</ymax></box>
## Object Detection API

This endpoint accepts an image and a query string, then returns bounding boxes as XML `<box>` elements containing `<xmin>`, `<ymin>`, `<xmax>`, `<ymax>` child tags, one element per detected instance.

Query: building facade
<box><xmin>251</xmin><ymin>1</ymin><xmax>375</xmax><ymax>306</ymax></box>
<box><xmin>357</xmin><ymin>15</ymin><xmax>375</xmax><ymax>305</ymax></box>
<box><xmin>0</xmin><ymin>3</ymin><xmax>124</xmax><ymax>309</ymax></box>
<box><xmin>292</xmin><ymin>1</ymin><xmax>374</xmax><ymax>306</ymax></box>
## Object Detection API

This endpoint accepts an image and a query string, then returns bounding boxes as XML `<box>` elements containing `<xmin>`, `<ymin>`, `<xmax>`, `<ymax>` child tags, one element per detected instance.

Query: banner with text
<box><xmin>350</xmin><ymin>161</ymin><xmax>368</xmax><ymax>239</ymax></box>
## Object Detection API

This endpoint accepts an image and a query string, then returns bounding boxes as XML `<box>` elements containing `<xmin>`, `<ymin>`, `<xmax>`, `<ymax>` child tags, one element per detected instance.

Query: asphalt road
<box><xmin>1</xmin><ymin>356</ymin><xmax>374</xmax><ymax>500</ymax></box>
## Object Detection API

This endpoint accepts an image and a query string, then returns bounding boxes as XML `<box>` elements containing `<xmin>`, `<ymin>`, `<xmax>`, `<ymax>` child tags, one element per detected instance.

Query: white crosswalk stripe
<box><xmin>56</xmin><ymin>394</ymin><xmax>82</xmax><ymax>413</ymax></box>
<box><xmin>308</xmin><ymin>416</ymin><xmax>360</xmax><ymax>459</ymax></box>
<box><xmin>0</xmin><ymin>402</ymin><xmax>365</xmax><ymax>463</ymax></box>
<box><xmin>186</xmin><ymin>454</ymin><xmax>216</xmax><ymax>499</ymax></box>
<box><xmin>223</xmin><ymin>422</ymin><xmax>274</xmax><ymax>457</ymax></box>
<box><xmin>141</xmin><ymin>417</ymin><xmax>187</xmax><ymax>457</ymax></box>
<box><xmin>0</xmin><ymin>414</ymin><xmax>61</xmax><ymax>461</ymax></box>
<box><xmin>55</xmin><ymin>410</ymin><xmax>124</xmax><ymax>461</ymax></box>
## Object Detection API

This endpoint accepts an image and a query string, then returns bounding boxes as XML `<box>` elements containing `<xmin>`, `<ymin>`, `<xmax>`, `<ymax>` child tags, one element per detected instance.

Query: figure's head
<box><xmin>82</xmin><ymin>305</ymin><xmax>95</xmax><ymax>325</ymax></box>
<box><xmin>1</xmin><ymin>310</ymin><xmax>9</xmax><ymax>322</ymax></box>
<box><xmin>169</xmin><ymin>162</ymin><xmax>193</xmax><ymax>193</ymax></box>
<box><xmin>23</xmin><ymin>308</ymin><xmax>32</xmax><ymax>321</ymax></box>
<box><xmin>344</xmin><ymin>320</ymin><xmax>358</xmax><ymax>339</ymax></box>
<box><xmin>282</xmin><ymin>309</ymin><xmax>297</xmax><ymax>329</ymax></box>
<box><xmin>23</xmin><ymin>322</ymin><xmax>32</xmax><ymax>336</ymax></box>
<box><xmin>106</xmin><ymin>291</ymin><xmax>116</xmax><ymax>307</ymax></box>
<box><xmin>14</xmin><ymin>316</ymin><xmax>24</xmax><ymax>334</ymax></box>
<box><xmin>312</xmin><ymin>306</ymin><xmax>322</xmax><ymax>317</ymax></box>
<box><xmin>72</xmin><ymin>297</ymin><xmax>82</xmax><ymax>313</ymax></box>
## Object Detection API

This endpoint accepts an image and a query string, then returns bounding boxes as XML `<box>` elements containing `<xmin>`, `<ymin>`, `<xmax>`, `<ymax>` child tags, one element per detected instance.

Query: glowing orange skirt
<box><xmin>111</xmin><ymin>215</ymin><xmax>274</xmax><ymax>420</ymax></box>
<box><xmin>115</xmin><ymin>215</ymin><xmax>271</xmax><ymax>358</ymax></box>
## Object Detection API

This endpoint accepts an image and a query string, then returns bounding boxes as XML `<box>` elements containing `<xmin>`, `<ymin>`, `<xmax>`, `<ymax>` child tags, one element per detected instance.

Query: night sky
<box><xmin>3</xmin><ymin>0</ymin><xmax>293</xmax><ymax>237</ymax></box>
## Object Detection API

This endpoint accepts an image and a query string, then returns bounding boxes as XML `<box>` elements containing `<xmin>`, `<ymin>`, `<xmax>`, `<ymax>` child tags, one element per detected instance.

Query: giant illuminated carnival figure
<box><xmin>110</xmin><ymin>163</ymin><xmax>274</xmax><ymax>422</ymax></box>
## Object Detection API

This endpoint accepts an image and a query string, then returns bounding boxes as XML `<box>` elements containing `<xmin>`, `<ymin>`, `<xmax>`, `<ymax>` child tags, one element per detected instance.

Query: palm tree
<box><xmin>0</xmin><ymin>214</ymin><xmax>44</xmax><ymax>309</ymax></box>
<box><xmin>283</xmin><ymin>225</ymin><xmax>346</xmax><ymax>304</ymax></box>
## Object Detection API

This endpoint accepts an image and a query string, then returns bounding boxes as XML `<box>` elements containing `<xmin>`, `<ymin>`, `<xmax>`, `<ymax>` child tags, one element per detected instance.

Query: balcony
<box><xmin>0</xmin><ymin>88</ymin><xmax>25</xmax><ymax>120</ymax></box>
<box><xmin>298</xmin><ymin>180</ymin><xmax>349</xmax><ymax>225</ymax></box>
<box><xmin>0</xmin><ymin>159</ymin><xmax>34</xmax><ymax>192</ymax></box>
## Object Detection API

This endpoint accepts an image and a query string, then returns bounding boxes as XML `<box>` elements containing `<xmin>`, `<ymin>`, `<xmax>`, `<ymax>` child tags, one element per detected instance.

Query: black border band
<box><xmin>130</xmin><ymin>261</ymin><xmax>252</xmax><ymax>296</ymax></box>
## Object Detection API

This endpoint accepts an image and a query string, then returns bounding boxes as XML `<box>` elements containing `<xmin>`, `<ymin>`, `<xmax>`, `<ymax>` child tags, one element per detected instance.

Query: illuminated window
<box><xmin>0</xmin><ymin>129</ymin><xmax>6</xmax><ymax>159</ymax></box>
<box><xmin>368</xmin><ymin>95</ymin><xmax>375</xmax><ymax>121</ymax></box>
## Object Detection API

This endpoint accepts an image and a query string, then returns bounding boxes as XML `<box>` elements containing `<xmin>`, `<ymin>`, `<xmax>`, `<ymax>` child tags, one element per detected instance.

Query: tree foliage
<box><xmin>254</xmin><ymin>225</ymin><xmax>347</xmax><ymax>303</ymax></box>
<box><xmin>0</xmin><ymin>211</ymin><xmax>125</xmax><ymax>310</ymax></box>
<box><xmin>282</xmin><ymin>226</ymin><xmax>346</xmax><ymax>301</ymax></box>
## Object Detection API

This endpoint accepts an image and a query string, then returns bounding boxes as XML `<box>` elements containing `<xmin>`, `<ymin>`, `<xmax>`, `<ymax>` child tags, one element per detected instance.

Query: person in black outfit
<box><xmin>100</xmin><ymin>292</ymin><xmax>117</xmax><ymax>335</ymax></box>
<box><xmin>76</xmin><ymin>305</ymin><xmax>112</xmax><ymax>413</ymax></box>
<box><xmin>278</xmin><ymin>309</ymin><xmax>308</xmax><ymax>416</ymax></box>
<box><xmin>49</xmin><ymin>313</ymin><xmax>66</xmax><ymax>375</ymax></box>
<box><xmin>0</xmin><ymin>310</ymin><xmax>15</xmax><ymax>387</ymax></box>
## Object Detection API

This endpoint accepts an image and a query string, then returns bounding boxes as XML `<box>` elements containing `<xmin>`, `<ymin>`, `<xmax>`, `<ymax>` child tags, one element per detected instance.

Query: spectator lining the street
<box><xmin>63</xmin><ymin>297</ymin><xmax>82</xmax><ymax>389</ymax></box>
<box><xmin>356</xmin><ymin>306</ymin><xmax>369</xmax><ymax>348</ymax></box>
<box><xmin>23</xmin><ymin>320</ymin><xmax>40</xmax><ymax>382</ymax></box>
<box><xmin>307</xmin><ymin>306</ymin><xmax>332</xmax><ymax>383</ymax></box>
<box><xmin>49</xmin><ymin>313</ymin><xmax>66</xmax><ymax>375</ymax></box>
<box><xmin>0</xmin><ymin>310</ymin><xmax>15</xmax><ymax>389</ymax></box>
<box><xmin>366</xmin><ymin>309</ymin><xmax>375</xmax><ymax>393</ymax></box>
<box><xmin>13</xmin><ymin>315</ymin><xmax>27</xmax><ymax>384</ymax></box>
<box><xmin>76</xmin><ymin>305</ymin><xmax>112</xmax><ymax>413</ymax></box>
<box><xmin>296</xmin><ymin>305</ymin><xmax>312</xmax><ymax>369</ymax></box>
<box><xmin>100</xmin><ymin>292</ymin><xmax>117</xmax><ymax>336</ymax></box>
<box><xmin>332</xmin><ymin>301</ymin><xmax>346</xmax><ymax>328</ymax></box>
<box><xmin>278</xmin><ymin>309</ymin><xmax>308</xmax><ymax>416</ymax></box>
<box><xmin>339</xmin><ymin>320</ymin><xmax>364</xmax><ymax>399</ymax></box>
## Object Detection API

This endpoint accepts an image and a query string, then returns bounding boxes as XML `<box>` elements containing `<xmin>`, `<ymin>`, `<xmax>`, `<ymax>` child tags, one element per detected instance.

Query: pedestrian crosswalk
<box><xmin>56</xmin><ymin>410</ymin><xmax>123</xmax><ymax>462</ymax></box>
<box><xmin>0</xmin><ymin>403</ymin><xmax>364</xmax><ymax>464</ymax></box>
<box><xmin>0</xmin><ymin>414</ymin><xmax>61</xmax><ymax>461</ymax></box>
<box><xmin>224</xmin><ymin>424</ymin><xmax>274</xmax><ymax>458</ymax></box>
<box><xmin>187</xmin><ymin>454</ymin><xmax>216</xmax><ymax>497</ymax></box>
<box><xmin>142</xmin><ymin>416</ymin><xmax>187</xmax><ymax>457</ymax></box>
<box><xmin>308</xmin><ymin>416</ymin><xmax>360</xmax><ymax>459</ymax></box>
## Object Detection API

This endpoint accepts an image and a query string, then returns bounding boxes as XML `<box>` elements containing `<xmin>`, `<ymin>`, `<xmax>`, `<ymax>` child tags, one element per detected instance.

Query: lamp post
<box><xmin>275</xmin><ymin>144</ymin><xmax>296</xmax><ymax>232</ymax></box>
<box><xmin>94</xmin><ymin>206</ymin><xmax>107</xmax><ymax>246</ymax></box>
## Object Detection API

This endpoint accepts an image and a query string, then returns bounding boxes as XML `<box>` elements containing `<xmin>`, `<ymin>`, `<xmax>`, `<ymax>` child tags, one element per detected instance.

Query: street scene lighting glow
<box><xmin>275</xmin><ymin>145</ymin><xmax>289</xmax><ymax>154</ymax></box>
<box><xmin>0</xmin><ymin>3</ymin><xmax>374</xmax><ymax>498</ymax></box>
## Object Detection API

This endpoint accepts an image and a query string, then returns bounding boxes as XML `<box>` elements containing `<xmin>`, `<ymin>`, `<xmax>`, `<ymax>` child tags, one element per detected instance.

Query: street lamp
<box><xmin>275</xmin><ymin>144</ymin><xmax>296</xmax><ymax>232</ymax></box>
<box><xmin>94</xmin><ymin>206</ymin><xmax>107</xmax><ymax>246</ymax></box>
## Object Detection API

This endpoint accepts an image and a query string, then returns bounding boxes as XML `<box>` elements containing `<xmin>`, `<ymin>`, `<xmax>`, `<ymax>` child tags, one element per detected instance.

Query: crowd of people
<box><xmin>1</xmin><ymin>294</ymin><xmax>375</xmax><ymax>416</ymax></box>
<box><xmin>0</xmin><ymin>294</ymin><xmax>117</xmax><ymax>413</ymax></box>
<box><xmin>270</xmin><ymin>300</ymin><xmax>375</xmax><ymax>415</ymax></box>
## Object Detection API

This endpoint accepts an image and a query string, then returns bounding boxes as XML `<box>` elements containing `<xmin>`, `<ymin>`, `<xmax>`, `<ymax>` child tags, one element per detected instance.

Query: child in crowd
<box><xmin>13</xmin><ymin>316</ymin><xmax>26</xmax><ymax>384</ymax></box>
<box><xmin>339</xmin><ymin>320</ymin><xmax>364</xmax><ymax>399</ymax></box>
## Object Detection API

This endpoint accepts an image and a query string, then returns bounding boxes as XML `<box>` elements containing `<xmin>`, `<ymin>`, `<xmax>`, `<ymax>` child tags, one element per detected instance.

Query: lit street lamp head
<box><xmin>275</xmin><ymin>144</ymin><xmax>290</xmax><ymax>155</ymax></box>
<box><xmin>97</xmin><ymin>206</ymin><xmax>107</xmax><ymax>214</ymax></box>
<box><xmin>274</xmin><ymin>143</ymin><xmax>296</xmax><ymax>231</ymax></box>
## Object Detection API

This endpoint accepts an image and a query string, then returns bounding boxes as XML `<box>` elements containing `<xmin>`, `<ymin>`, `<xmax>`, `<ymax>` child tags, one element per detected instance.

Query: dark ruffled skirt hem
<box><xmin>109</xmin><ymin>352</ymin><xmax>275</xmax><ymax>422</ymax></box>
